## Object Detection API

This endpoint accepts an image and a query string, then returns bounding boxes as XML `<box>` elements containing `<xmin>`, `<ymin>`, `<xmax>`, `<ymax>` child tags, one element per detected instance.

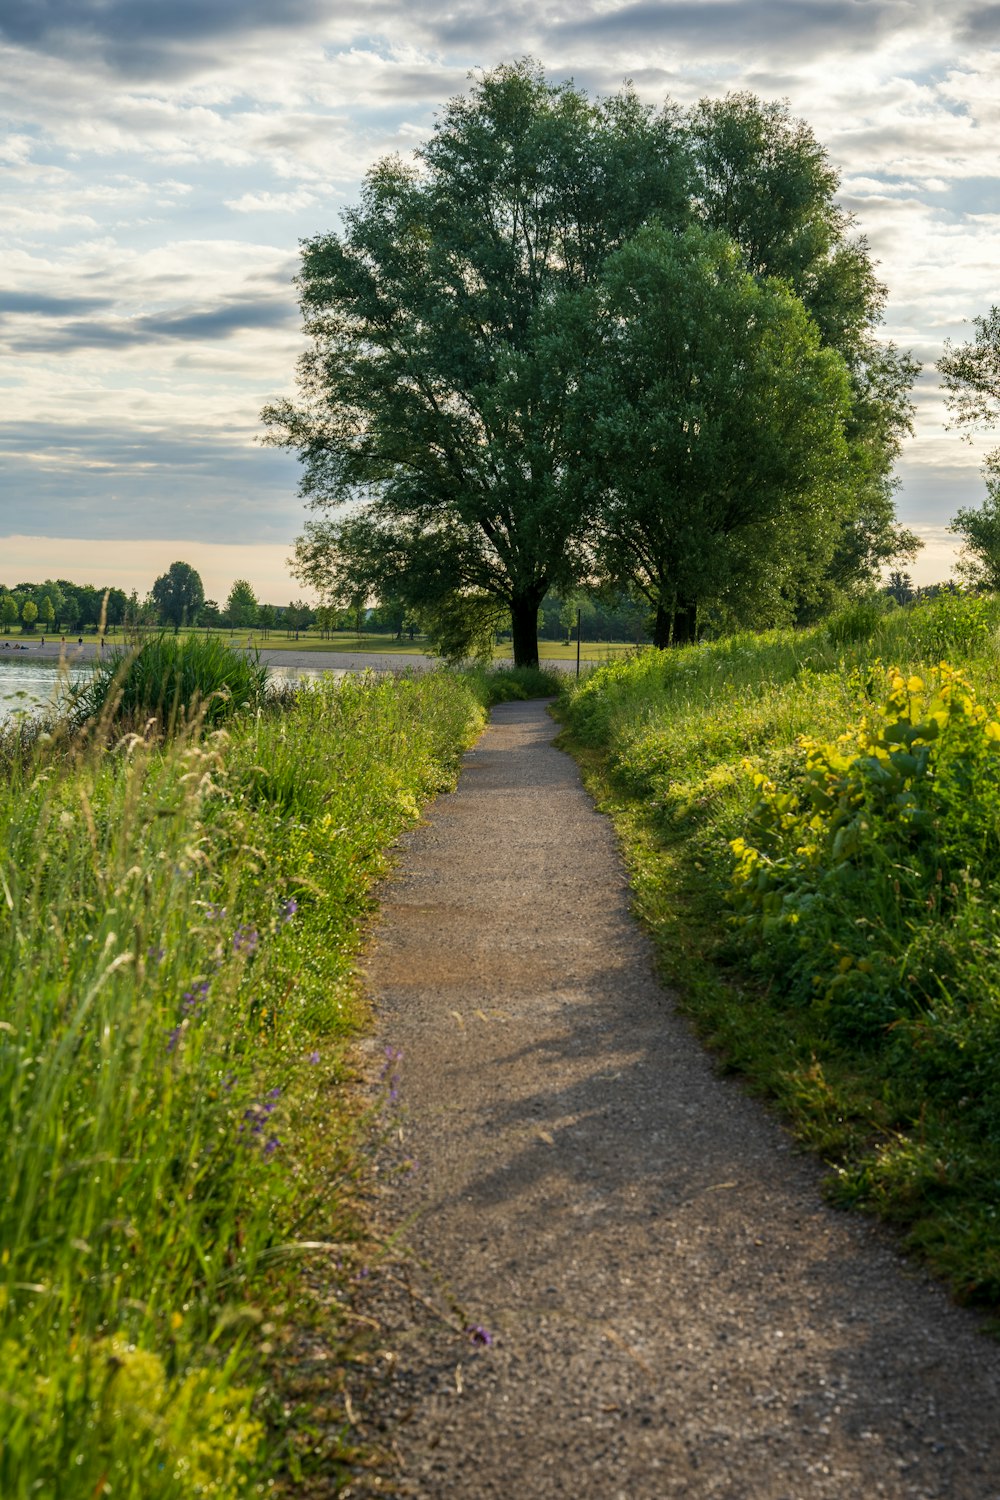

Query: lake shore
<box><xmin>1</xmin><ymin>639</ymin><xmax>583</xmax><ymax>674</ymax></box>
<box><xmin>0</xmin><ymin>637</ymin><xmax>440</xmax><ymax>673</ymax></box>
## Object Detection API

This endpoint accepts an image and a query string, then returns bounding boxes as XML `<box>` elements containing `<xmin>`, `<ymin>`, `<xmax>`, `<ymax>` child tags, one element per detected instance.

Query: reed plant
<box><xmin>0</xmin><ymin>669</ymin><xmax>484</xmax><ymax>1495</ymax></box>
<box><xmin>70</xmin><ymin>633</ymin><xmax>270</xmax><ymax>735</ymax></box>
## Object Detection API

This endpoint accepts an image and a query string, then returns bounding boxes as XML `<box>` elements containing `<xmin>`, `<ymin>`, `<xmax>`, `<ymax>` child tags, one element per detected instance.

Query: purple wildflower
<box><xmin>308</xmin><ymin>1050</ymin><xmax>321</xmax><ymax>1064</ymax></box>
<box><xmin>467</xmin><ymin>1325</ymin><xmax>493</xmax><ymax>1347</ymax></box>
<box><xmin>147</xmin><ymin>946</ymin><xmax>165</xmax><ymax>965</ymax></box>
<box><xmin>166</xmin><ymin>1024</ymin><xmax>183</xmax><ymax>1054</ymax></box>
<box><xmin>239</xmin><ymin>1087</ymin><xmax>282</xmax><ymax>1149</ymax></box>
<box><xmin>280</xmin><ymin>898</ymin><xmax>298</xmax><ymax>923</ymax></box>
<box><xmin>233</xmin><ymin>925</ymin><xmax>259</xmax><ymax>956</ymax></box>
<box><xmin>381</xmin><ymin>1045</ymin><xmax>403</xmax><ymax>1105</ymax></box>
<box><xmin>182</xmin><ymin>979</ymin><xmax>210</xmax><ymax>1014</ymax></box>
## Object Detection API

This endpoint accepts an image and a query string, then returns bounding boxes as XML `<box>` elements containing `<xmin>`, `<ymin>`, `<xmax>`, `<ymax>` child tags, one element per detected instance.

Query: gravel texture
<box><xmin>344</xmin><ymin>699</ymin><xmax>1000</xmax><ymax>1499</ymax></box>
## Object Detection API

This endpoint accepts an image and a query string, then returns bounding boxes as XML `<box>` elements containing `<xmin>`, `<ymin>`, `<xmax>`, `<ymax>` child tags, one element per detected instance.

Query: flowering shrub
<box><xmin>563</xmin><ymin>618</ymin><xmax>1000</xmax><ymax>1300</ymax></box>
<box><xmin>731</xmin><ymin>664</ymin><xmax>1000</xmax><ymax>1042</ymax></box>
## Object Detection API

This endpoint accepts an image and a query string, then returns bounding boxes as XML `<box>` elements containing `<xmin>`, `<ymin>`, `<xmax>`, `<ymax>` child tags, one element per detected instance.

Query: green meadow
<box><xmin>560</xmin><ymin>592</ymin><xmax>1000</xmax><ymax>1311</ymax></box>
<box><xmin>0</xmin><ymin>650</ymin><xmax>487</xmax><ymax>1495</ymax></box>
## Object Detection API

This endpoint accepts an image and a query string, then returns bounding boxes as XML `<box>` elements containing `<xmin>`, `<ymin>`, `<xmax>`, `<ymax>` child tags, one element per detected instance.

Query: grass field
<box><xmin>0</xmin><ymin>666</ymin><xmax>487</xmax><ymax>1496</ymax></box>
<box><xmin>137</xmin><ymin>628</ymin><xmax>647</xmax><ymax>662</ymax></box>
<box><xmin>559</xmin><ymin>592</ymin><xmax>1000</xmax><ymax>1313</ymax></box>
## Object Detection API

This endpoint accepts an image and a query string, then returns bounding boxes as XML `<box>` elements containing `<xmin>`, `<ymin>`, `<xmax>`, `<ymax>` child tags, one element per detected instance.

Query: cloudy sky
<box><xmin>2</xmin><ymin>1</ymin><xmax>998</xmax><ymax>601</ymax></box>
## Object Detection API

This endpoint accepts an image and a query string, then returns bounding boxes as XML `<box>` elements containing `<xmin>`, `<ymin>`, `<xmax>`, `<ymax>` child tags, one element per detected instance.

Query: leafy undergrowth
<box><xmin>559</xmin><ymin>592</ymin><xmax>1000</xmax><ymax>1311</ymax></box>
<box><xmin>458</xmin><ymin>663</ymin><xmax>565</xmax><ymax>703</ymax></box>
<box><xmin>0</xmin><ymin>670</ymin><xmax>484</xmax><ymax>1496</ymax></box>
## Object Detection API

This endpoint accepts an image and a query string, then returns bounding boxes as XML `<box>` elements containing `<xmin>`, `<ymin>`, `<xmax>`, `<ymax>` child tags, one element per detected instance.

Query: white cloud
<box><xmin>225</xmin><ymin>189</ymin><xmax>318</xmax><ymax>213</ymax></box>
<box><xmin>0</xmin><ymin>2</ymin><xmax>998</xmax><ymax>554</ymax></box>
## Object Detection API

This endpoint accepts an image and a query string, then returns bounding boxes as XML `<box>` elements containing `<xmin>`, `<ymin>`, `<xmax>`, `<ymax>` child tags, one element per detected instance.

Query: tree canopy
<box><xmin>267</xmin><ymin>62</ymin><xmax>918</xmax><ymax>663</ymax></box>
<box><xmin>587</xmin><ymin>225</ymin><xmax>853</xmax><ymax>642</ymax></box>
<box><xmin>151</xmin><ymin>561</ymin><xmax>205</xmax><ymax>632</ymax></box>
<box><xmin>940</xmin><ymin>306</ymin><xmax>1000</xmax><ymax>437</ymax></box>
<box><xmin>226</xmin><ymin>579</ymin><xmax>259</xmax><ymax>629</ymax></box>
<box><xmin>266</xmin><ymin>61</ymin><xmax>690</xmax><ymax>665</ymax></box>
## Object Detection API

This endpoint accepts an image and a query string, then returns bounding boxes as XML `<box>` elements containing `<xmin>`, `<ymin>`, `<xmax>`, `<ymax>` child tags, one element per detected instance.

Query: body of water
<box><xmin>0</xmin><ymin>659</ymin><xmax>336</xmax><ymax>725</ymax></box>
<box><xmin>0</xmin><ymin>659</ymin><xmax>87</xmax><ymax>722</ymax></box>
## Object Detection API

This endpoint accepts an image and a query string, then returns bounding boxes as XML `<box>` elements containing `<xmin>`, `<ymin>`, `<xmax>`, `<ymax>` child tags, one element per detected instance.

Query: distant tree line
<box><xmin>0</xmin><ymin>579</ymin><xmax>128</xmax><ymax>635</ymax></box>
<box><xmin>0</xmin><ymin>569</ymin><xmax>316</xmax><ymax>639</ymax></box>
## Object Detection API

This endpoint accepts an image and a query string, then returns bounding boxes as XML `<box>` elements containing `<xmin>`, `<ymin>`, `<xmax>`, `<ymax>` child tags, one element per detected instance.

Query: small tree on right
<box><xmin>586</xmin><ymin>225</ymin><xmax>852</xmax><ymax>645</ymax></box>
<box><xmin>940</xmin><ymin>306</ymin><xmax>1000</xmax><ymax>589</ymax></box>
<box><xmin>949</xmin><ymin>477</ymin><xmax>1000</xmax><ymax>591</ymax></box>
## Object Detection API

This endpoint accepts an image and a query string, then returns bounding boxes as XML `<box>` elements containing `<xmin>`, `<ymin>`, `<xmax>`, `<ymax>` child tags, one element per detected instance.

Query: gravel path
<box><xmin>348</xmin><ymin>699</ymin><xmax>1000</xmax><ymax>1499</ymax></box>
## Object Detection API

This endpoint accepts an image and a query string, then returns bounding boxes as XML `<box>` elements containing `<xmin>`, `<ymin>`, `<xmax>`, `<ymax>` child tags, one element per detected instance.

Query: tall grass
<box><xmin>70</xmin><ymin>633</ymin><xmax>270</xmax><ymax>734</ymax></box>
<box><xmin>0</xmin><ymin>670</ymin><xmax>484</xmax><ymax>1495</ymax></box>
<box><xmin>560</xmin><ymin>592</ymin><xmax>1000</xmax><ymax>1305</ymax></box>
<box><xmin>458</xmin><ymin>663</ymin><xmax>565</xmax><ymax>703</ymax></box>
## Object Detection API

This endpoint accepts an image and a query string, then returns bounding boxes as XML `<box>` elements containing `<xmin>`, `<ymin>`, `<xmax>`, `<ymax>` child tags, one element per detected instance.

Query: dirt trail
<box><xmin>349</xmin><ymin>700</ymin><xmax>1000</xmax><ymax>1499</ymax></box>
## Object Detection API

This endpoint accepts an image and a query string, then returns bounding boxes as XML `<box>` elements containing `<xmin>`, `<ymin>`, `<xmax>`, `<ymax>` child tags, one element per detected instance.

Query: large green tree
<box><xmin>150</xmin><ymin>561</ymin><xmax>205</xmax><ymax>632</ymax></box>
<box><xmin>271</xmin><ymin>68</ymin><xmax>918</xmax><ymax>658</ymax></box>
<box><xmin>587</xmin><ymin>225</ymin><xmax>853</xmax><ymax>644</ymax></box>
<box><xmin>266</xmin><ymin>61</ymin><xmax>690</xmax><ymax>667</ymax></box>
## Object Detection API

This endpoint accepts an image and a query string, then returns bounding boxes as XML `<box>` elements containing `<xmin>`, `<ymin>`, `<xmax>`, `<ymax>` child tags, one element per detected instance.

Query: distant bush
<box><xmin>905</xmin><ymin>590</ymin><xmax>997</xmax><ymax>661</ymax></box>
<box><xmin>71</xmin><ymin>633</ymin><xmax>269</xmax><ymax>734</ymax></box>
<box><xmin>463</xmin><ymin>664</ymin><xmax>565</xmax><ymax>704</ymax></box>
<box><xmin>826</xmin><ymin>596</ymin><xmax>885</xmax><ymax>646</ymax></box>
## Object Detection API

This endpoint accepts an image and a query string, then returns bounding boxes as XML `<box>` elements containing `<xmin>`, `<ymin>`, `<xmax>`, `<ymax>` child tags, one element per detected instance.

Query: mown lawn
<box><xmin>151</xmin><ymin>627</ymin><xmax>645</xmax><ymax>662</ymax></box>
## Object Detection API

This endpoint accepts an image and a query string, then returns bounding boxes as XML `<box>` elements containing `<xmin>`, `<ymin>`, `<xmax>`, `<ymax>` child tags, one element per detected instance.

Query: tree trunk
<box><xmin>651</xmin><ymin>597</ymin><xmax>698</xmax><ymax>648</ymax></box>
<box><xmin>652</xmin><ymin>602</ymin><xmax>671</xmax><ymax>649</ymax></box>
<box><xmin>510</xmin><ymin>589</ymin><xmax>544</xmax><ymax>669</ymax></box>
<box><xmin>672</xmin><ymin>598</ymin><xmax>698</xmax><ymax>646</ymax></box>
